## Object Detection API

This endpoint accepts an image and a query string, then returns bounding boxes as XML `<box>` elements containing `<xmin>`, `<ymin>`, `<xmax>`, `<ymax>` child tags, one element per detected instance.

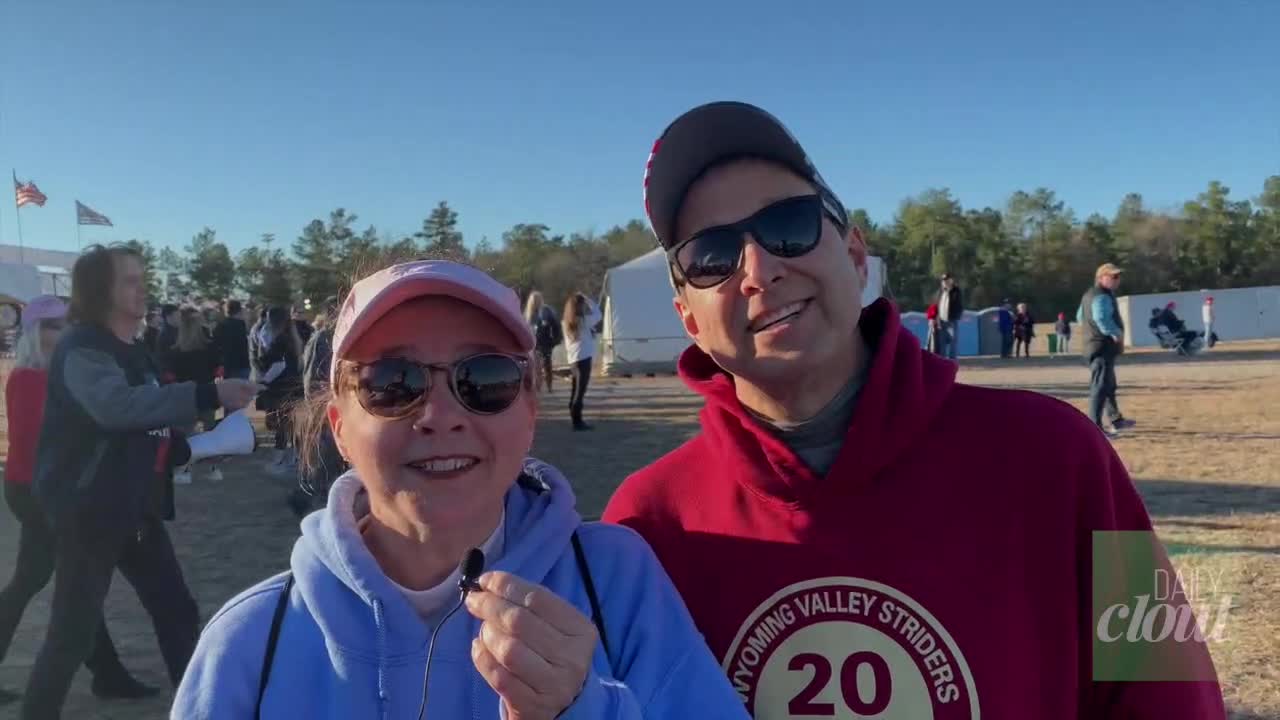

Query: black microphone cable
<box><xmin>417</xmin><ymin>548</ymin><xmax>486</xmax><ymax>720</ymax></box>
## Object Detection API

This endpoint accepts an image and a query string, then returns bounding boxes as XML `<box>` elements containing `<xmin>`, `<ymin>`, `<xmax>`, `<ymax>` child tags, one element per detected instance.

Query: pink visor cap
<box><xmin>330</xmin><ymin>260</ymin><xmax>535</xmax><ymax>384</ymax></box>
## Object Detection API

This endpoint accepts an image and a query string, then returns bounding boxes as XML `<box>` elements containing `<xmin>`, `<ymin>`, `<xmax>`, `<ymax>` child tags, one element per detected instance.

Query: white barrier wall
<box><xmin>1117</xmin><ymin>286</ymin><xmax>1280</xmax><ymax>347</ymax></box>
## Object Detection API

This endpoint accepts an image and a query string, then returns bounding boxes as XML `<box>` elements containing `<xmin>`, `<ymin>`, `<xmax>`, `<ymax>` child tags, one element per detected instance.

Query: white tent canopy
<box><xmin>591</xmin><ymin>248</ymin><xmax>885</xmax><ymax>376</ymax></box>
<box><xmin>0</xmin><ymin>262</ymin><xmax>45</xmax><ymax>305</ymax></box>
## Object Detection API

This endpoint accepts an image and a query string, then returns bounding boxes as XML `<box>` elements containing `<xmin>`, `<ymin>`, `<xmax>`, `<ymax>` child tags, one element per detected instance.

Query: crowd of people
<box><xmin>923</xmin><ymin>276</ymin><xmax>1075</xmax><ymax>359</ymax></box>
<box><xmin>132</xmin><ymin>298</ymin><xmax>348</xmax><ymax>500</ymax></box>
<box><xmin>0</xmin><ymin>100</ymin><xmax>1230</xmax><ymax>719</ymax></box>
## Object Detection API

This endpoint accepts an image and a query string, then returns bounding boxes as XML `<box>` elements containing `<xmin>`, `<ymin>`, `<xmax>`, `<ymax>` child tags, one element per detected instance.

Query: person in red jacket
<box><xmin>603</xmin><ymin>101</ymin><xmax>1226</xmax><ymax>719</ymax></box>
<box><xmin>0</xmin><ymin>295</ymin><xmax>155</xmax><ymax>704</ymax></box>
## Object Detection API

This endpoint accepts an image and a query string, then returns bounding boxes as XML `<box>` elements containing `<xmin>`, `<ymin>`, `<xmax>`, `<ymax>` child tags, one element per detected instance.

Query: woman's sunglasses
<box><xmin>347</xmin><ymin>353</ymin><xmax>529</xmax><ymax>418</ymax></box>
<box><xmin>667</xmin><ymin>193</ymin><xmax>846</xmax><ymax>289</ymax></box>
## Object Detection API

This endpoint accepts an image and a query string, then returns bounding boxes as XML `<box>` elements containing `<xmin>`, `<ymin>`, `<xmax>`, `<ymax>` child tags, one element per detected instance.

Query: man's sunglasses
<box><xmin>346</xmin><ymin>353</ymin><xmax>529</xmax><ymax>418</ymax></box>
<box><xmin>667</xmin><ymin>194</ymin><xmax>846</xmax><ymax>289</ymax></box>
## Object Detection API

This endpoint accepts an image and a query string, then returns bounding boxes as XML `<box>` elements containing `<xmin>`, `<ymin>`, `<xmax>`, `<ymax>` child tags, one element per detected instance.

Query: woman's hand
<box><xmin>465</xmin><ymin>571</ymin><xmax>598</xmax><ymax>720</ymax></box>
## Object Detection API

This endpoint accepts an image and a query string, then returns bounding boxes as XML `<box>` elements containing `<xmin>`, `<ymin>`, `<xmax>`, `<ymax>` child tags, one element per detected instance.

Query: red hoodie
<box><xmin>603</xmin><ymin>300</ymin><xmax>1224</xmax><ymax>719</ymax></box>
<box><xmin>5</xmin><ymin>367</ymin><xmax>48</xmax><ymax>486</ymax></box>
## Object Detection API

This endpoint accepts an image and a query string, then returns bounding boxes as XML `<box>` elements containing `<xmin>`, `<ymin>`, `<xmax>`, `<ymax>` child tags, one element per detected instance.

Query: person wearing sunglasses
<box><xmin>174</xmin><ymin>259</ymin><xmax>747</xmax><ymax>719</ymax></box>
<box><xmin>604</xmin><ymin>101</ymin><xmax>1225</xmax><ymax>718</ymax></box>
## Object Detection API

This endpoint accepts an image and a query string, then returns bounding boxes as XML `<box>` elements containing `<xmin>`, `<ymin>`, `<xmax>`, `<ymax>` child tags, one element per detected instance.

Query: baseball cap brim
<box><xmin>330</xmin><ymin>261</ymin><xmax>535</xmax><ymax>385</ymax></box>
<box><xmin>644</xmin><ymin>102</ymin><xmax>821</xmax><ymax>249</ymax></box>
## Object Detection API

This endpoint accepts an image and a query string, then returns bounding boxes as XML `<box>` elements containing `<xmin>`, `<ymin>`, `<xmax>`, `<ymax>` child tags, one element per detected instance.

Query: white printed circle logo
<box><xmin>723</xmin><ymin>577</ymin><xmax>979</xmax><ymax>718</ymax></box>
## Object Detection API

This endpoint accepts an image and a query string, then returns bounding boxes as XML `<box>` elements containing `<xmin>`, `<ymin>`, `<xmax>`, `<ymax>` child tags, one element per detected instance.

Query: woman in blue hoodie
<box><xmin>173</xmin><ymin>260</ymin><xmax>747</xmax><ymax>720</ymax></box>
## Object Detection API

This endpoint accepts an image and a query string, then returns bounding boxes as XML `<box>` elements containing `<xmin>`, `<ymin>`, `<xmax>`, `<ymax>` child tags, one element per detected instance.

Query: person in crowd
<box><xmin>524</xmin><ymin>290</ymin><xmax>562</xmax><ymax>393</ymax></box>
<box><xmin>254</xmin><ymin>305</ymin><xmax>304</xmax><ymax>473</ymax></box>
<box><xmin>924</xmin><ymin>302</ymin><xmax>939</xmax><ymax>354</ymax></box>
<box><xmin>1013</xmin><ymin>302</ymin><xmax>1035</xmax><ymax>357</ymax></box>
<box><xmin>1055</xmin><ymin>311</ymin><xmax>1072</xmax><ymax>354</ymax></box>
<box><xmin>0</xmin><ymin>296</ymin><xmax>155</xmax><ymax>706</ymax></box>
<box><xmin>212</xmin><ymin>299</ymin><xmax>252</xmax><ymax>381</ymax></box>
<box><xmin>562</xmin><ymin>292</ymin><xmax>602</xmax><ymax>431</ymax></box>
<box><xmin>249</xmin><ymin>306</ymin><xmax>270</xmax><ymax>370</ymax></box>
<box><xmin>20</xmin><ymin>244</ymin><xmax>259</xmax><ymax>718</ymax></box>
<box><xmin>172</xmin><ymin>259</ymin><xmax>747</xmax><ymax>719</ymax></box>
<box><xmin>292</xmin><ymin>306</ymin><xmax>314</xmax><ymax>348</ymax></box>
<box><xmin>171</xmin><ymin>307</ymin><xmax>224</xmax><ymax>482</ymax></box>
<box><xmin>998</xmin><ymin>298</ymin><xmax>1015</xmax><ymax>358</ymax></box>
<box><xmin>142</xmin><ymin>309</ymin><xmax>162</xmax><ymax>355</ymax></box>
<box><xmin>289</xmin><ymin>297</ymin><xmax>346</xmax><ymax>517</ymax></box>
<box><xmin>603</xmin><ymin>101</ymin><xmax>1224</xmax><ymax>718</ymax></box>
<box><xmin>1202</xmin><ymin>296</ymin><xmax>1217</xmax><ymax>347</ymax></box>
<box><xmin>936</xmin><ymin>272</ymin><xmax>963</xmax><ymax>359</ymax></box>
<box><xmin>154</xmin><ymin>303</ymin><xmax>181</xmax><ymax>378</ymax></box>
<box><xmin>1079</xmin><ymin>263</ymin><xmax>1135</xmax><ymax>437</ymax></box>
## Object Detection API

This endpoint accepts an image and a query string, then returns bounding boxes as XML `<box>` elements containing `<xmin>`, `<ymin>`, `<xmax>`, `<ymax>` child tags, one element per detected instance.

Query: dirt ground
<box><xmin>0</xmin><ymin>341</ymin><xmax>1276</xmax><ymax>719</ymax></box>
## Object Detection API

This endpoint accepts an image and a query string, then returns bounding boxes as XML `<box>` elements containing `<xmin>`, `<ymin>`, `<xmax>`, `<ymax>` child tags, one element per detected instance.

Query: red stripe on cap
<box><xmin>646</xmin><ymin>138</ymin><xmax>662</xmax><ymax>169</ymax></box>
<box><xmin>642</xmin><ymin>138</ymin><xmax>662</xmax><ymax>220</ymax></box>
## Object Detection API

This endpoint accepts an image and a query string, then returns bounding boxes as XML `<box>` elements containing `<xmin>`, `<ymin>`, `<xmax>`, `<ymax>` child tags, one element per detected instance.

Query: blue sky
<box><xmin>2</xmin><ymin>0</ymin><xmax>1276</xmax><ymax>257</ymax></box>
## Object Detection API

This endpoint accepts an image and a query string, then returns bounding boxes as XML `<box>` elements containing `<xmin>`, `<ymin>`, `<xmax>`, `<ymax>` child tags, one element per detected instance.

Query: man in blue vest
<box><xmin>1078</xmin><ymin>263</ymin><xmax>1136</xmax><ymax>438</ymax></box>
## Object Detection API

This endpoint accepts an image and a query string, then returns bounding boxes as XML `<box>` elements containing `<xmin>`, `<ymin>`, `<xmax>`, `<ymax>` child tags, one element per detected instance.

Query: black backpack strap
<box><xmin>570</xmin><ymin>531</ymin><xmax>612</xmax><ymax>662</ymax></box>
<box><xmin>255</xmin><ymin>573</ymin><xmax>294</xmax><ymax>719</ymax></box>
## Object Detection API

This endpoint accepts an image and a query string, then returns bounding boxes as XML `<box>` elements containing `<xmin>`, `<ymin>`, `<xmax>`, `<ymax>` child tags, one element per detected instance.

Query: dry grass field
<box><xmin>0</xmin><ymin>341</ymin><xmax>1275</xmax><ymax>718</ymax></box>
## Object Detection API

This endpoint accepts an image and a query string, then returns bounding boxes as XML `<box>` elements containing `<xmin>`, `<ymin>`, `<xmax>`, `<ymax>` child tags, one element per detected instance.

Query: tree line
<box><xmin>124</xmin><ymin>176</ymin><xmax>1280</xmax><ymax>320</ymax></box>
<box><xmin>858</xmin><ymin>176</ymin><xmax>1280</xmax><ymax>316</ymax></box>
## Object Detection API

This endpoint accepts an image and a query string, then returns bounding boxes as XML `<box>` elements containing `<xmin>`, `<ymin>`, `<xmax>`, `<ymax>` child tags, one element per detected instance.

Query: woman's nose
<box><xmin>412</xmin><ymin>372</ymin><xmax>468</xmax><ymax>433</ymax></box>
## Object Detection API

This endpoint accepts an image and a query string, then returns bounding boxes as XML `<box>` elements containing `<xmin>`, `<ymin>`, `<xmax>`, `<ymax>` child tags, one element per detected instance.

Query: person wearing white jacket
<box><xmin>1202</xmin><ymin>296</ymin><xmax>1216</xmax><ymax>347</ymax></box>
<box><xmin>562</xmin><ymin>293</ymin><xmax>602</xmax><ymax>430</ymax></box>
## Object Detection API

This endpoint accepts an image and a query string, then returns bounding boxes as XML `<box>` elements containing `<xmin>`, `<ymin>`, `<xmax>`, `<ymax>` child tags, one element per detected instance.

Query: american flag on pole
<box><xmin>76</xmin><ymin>200</ymin><xmax>113</xmax><ymax>227</ymax></box>
<box><xmin>14</xmin><ymin>172</ymin><xmax>48</xmax><ymax>208</ymax></box>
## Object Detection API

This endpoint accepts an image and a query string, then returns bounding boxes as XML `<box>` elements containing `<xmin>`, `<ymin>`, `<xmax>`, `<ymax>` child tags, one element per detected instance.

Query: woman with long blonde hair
<box><xmin>524</xmin><ymin>290</ymin><xmax>560</xmax><ymax>393</ymax></box>
<box><xmin>562</xmin><ymin>291</ymin><xmax>601</xmax><ymax>430</ymax></box>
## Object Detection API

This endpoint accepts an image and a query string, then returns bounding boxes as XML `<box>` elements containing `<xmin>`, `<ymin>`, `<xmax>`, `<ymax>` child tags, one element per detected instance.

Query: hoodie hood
<box><xmin>677</xmin><ymin>298</ymin><xmax>957</xmax><ymax>506</ymax></box>
<box><xmin>289</xmin><ymin>457</ymin><xmax>581</xmax><ymax>673</ymax></box>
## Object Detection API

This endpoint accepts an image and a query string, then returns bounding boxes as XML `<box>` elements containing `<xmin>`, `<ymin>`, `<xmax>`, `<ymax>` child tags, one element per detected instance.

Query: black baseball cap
<box><xmin>643</xmin><ymin>101</ymin><xmax>847</xmax><ymax>250</ymax></box>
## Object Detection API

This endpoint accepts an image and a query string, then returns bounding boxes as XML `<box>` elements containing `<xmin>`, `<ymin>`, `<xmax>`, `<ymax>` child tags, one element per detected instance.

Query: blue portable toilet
<box><xmin>900</xmin><ymin>311</ymin><xmax>930</xmax><ymax>348</ymax></box>
<box><xmin>955</xmin><ymin>311</ymin><xmax>981</xmax><ymax>356</ymax></box>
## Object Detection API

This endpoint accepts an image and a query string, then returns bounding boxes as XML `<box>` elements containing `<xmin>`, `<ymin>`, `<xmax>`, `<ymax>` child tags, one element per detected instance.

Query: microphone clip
<box><xmin>458</xmin><ymin>547</ymin><xmax>486</xmax><ymax>597</ymax></box>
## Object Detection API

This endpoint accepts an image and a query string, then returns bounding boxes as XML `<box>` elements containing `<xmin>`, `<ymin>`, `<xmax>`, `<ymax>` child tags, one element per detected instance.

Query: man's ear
<box><xmin>673</xmin><ymin>292</ymin><xmax>700</xmax><ymax>341</ymax></box>
<box><xmin>846</xmin><ymin>225</ymin><xmax>870</xmax><ymax>291</ymax></box>
<box><xmin>847</xmin><ymin>224</ymin><xmax>868</xmax><ymax>271</ymax></box>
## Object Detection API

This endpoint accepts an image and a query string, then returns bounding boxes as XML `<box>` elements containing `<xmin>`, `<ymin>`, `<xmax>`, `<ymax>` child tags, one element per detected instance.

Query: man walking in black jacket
<box><xmin>22</xmin><ymin>245</ymin><xmax>259</xmax><ymax>719</ymax></box>
<box><xmin>936</xmin><ymin>273</ymin><xmax>964</xmax><ymax>359</ymax></box>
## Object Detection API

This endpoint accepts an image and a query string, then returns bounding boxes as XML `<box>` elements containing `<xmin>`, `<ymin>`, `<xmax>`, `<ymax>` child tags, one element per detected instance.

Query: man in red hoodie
<box><xmin>603</xmin><ymin>101</ymin><xmax>1226</xmax><ymax>718</ymax></box>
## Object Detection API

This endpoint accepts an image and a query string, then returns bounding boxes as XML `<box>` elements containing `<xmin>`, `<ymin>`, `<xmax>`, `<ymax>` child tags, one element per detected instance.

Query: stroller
<box><xmin>1148</xmin><ymin>305</ymin><xmax>1204</xmax><ymax>356</ymax></box>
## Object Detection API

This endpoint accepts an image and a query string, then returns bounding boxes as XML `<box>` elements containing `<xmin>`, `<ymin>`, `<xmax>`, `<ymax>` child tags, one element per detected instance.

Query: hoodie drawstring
<box><xmin>372</xmin><ymin>597</ymin><xmax>390</xmax><ymax>720</ymax></box>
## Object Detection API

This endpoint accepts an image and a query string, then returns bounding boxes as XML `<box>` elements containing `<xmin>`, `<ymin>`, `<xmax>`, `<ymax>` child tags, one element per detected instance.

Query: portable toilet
<box><xmin>955</xmin><ymin>310</ymin><xmax>981</xmax><ymax>356</ymax></box>
<box><xmin>900</xmin><ymin>311</ymin><xmax>930</xmax><ymax>349</ymax></box>
<box><xmin>976</xmin><ymin>307</ymin><xmax>1004</xmax><ymax>355</ymax></box>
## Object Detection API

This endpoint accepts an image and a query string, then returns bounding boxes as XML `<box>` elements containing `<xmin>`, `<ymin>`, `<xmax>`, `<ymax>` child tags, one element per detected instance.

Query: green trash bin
<box><xmin>1047</xmin><ymin>333</ymin><xmax>1058</xmax><ymax>354</ymax></box>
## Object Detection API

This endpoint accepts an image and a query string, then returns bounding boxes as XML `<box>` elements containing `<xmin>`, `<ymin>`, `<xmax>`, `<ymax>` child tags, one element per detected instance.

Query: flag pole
<box><xmin>12</xmin><ymin>170</ymin><xmax>24</xmax><ymax>264</ymax></box>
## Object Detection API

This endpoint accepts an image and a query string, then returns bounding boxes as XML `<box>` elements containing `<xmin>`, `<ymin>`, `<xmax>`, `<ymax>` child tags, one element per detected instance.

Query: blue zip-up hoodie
<box><xmin>173</xmin><ymin>459</ymin><xmax>747</xmax><ymax>719</ymax></box>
